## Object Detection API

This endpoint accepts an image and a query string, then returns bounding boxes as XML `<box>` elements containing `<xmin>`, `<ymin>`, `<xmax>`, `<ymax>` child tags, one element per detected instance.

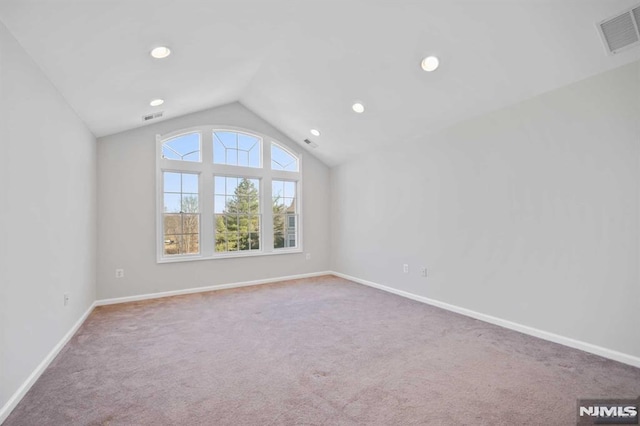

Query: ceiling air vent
<box><xmin>598</xmin><ymin>4</ymin><xmax>640</xmax><ymax>55</ymax></box>
<box><xmin>142</xmin><ymin>111</ymin><xmax>164</xmax><ymax>122</ymax></box>
<box><xmin>303</xmin><ymin>138</ymin><xmax>318</xmax><ymax>149</ymax></box>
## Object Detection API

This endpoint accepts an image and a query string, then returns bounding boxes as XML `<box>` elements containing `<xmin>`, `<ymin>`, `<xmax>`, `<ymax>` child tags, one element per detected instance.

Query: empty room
<box><xmin>1</xmin><ymin>0</ymin><xmax>640</xmax><ymax>425</ymax></box>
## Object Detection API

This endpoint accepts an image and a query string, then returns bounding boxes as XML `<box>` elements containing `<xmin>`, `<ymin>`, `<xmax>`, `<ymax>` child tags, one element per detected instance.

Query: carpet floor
<box><xmin>4</xmin><ymin>275</ymin><xmax>640</xmax><ymax>425</ymax></box>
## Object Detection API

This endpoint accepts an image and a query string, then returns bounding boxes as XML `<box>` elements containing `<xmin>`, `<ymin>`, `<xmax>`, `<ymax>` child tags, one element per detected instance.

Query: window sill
<box><xmin>157</xmin><ymin>248</ymin><xmax>303</xmax><ymax>264</ymax></box>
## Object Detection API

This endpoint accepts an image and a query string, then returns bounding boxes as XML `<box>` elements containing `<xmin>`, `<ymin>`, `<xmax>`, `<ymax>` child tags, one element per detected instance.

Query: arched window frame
<box><xmin>155</xmin><ymin>125</ymin><xmax>303</xmax><ymax>262</ymax></box>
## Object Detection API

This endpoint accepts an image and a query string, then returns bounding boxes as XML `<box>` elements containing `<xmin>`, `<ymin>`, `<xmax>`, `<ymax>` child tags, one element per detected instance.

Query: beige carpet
<box><xmin>4</xmin><ymin>275</ymin><xmax>640</xmax><ymax>425</ymax></box>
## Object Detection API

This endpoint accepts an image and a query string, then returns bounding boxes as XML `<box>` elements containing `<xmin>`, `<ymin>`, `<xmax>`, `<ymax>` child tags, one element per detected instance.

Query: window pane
<box><xmin>183</xmin><ymin>234</ymin><xmax>199</xmax><ymax>254</ymax></box>
<box><xmin>215</xmin><ymin>232</ymin><xmax>226</xmax><ymax>252</ymax></box>
<box><xmin>214</xmin><ymin>176</ymin><xmax>262</xmax><ymax>254</ymax></box>
<box><xmin>164</xmin><ymin>172</ymin><xmax>199</xmax><ymax>213</ymax></box>
<box><xmin>183</xmin><ymin>151</ymin><xmax>200</xmax><ymax>162</ymax></box>
<box><xmin>164</xmin><ymin>214</ymin><xmax>182</xmax><ymax>235</ymax></box>
<box><xmin>215</xmin><ymin>131</ymin><xmax>237</xmax><ymax>148</ymax></box>
<box><xmin>213</xmin><ymin>131</ymin><xmax>261</xmax><ymax>168</ymax></box>
<box><xmin>272</xmin><ymin>180</ymin><xmax>284</xmax><ymax>199</ymax></box>
<box><xmin>227</xmin><ymin>233</ymin><xmax>239</xmax><ymax>251</ymax></box>
<box><xmin>162</xmin><ymin>133</ymin><xmax>201</xmax><ymax>162</ymax></box>
<box><xmin>274</xmin><ymin>233</ymin><xmax>284</xmax><ymax>249</ymax></box>
<box><xmin>282</xmin><ymin>215</ymin><xmax>298</xmax><ymax>248</ymax></box>
<box><xmin>213</xmin><ymin>137</ymin><xmax>226</xmax><ymax>165</ymax></box>
<box><xmin>271</xmin><ymin>143</ymin><xmax>298</xmax><ymax>171</ymax></box>
<box><xmin>164</xmin><ymin>172</ymin><xmax>181</xmax><ymax>193</ymax></box>
<box><xmin>181</xmin><ymin>194</ymin><xmax>199</xmax><ymax>213</ymax></box>
<box><xmin>214</xmin><ymin>196</ymin><xmax>226</xmax><ymax>213</ymax></box>
<box><xmin>214</xmin><ymin>176</ymin><xmax>226</xmax><ymax>195</ymax></box>
<box><xmin>250</xmin><ymin>234</ymin><xmax>259</xmax><ymax>250</ymax></box>
<box><xmin>164</xmin><ymin>235</ymin><xmax>180</xmax><ymax>255</ymax></box>
<box><xmin>283</xmin><ymin>197</ymin><xmax>295</xmax><ymax>213</ymax></box>
<box><xmin>182</xmin><ymin>174</ymin><xmax>198</xmax><ymax>194</ymax></box>
<box><xmin>226</xmin><ymin>177</ymin><xmax>239</xmax><ymax>194</ymax></box>
<box><xmin>284</xmin><ymin>181</ymin><xmax>295</xmax><ymax>198</ymax></box>
<box><xmin>164</xmin><ymin>194</ymin><xmax>181</xmax><ymax>213</ymax></box>
<box><xmin>162</xmin><ymin>173</ymin><xmax>200</xmax><ymax>257</ymax></box>
<box><xmin>182</xmin><ymin>214</ymin><xmax>200</xmax><ymax>235</ymax></box>
<box><xmin>273</xmin><ymin>179</ymin><xmax>297</xmax><ymax>249</ymax></box>
<box><xmin>238</xmin><ymin>133</ymin><xmax>258</xmax><ymax>151</ymax></box>
<box><xmin>239</xmin><ymin>232</ymin><xmax>250</xmax><ymax>250</ymax></box>
<box><xmin>238</xmin><ymin>150</ymin><xmax>249</xmax><ymax>167</ymax></box>
<box><xmin>225</xmin><ymin>214</ymin><xmax>238</xmax><ymax>229</ymax></box>
<box><xmin>249</xmin><ymin>146</ymin><xmax>260</xmax><ymax>168</ymax></box>
<box><xmin>163</xmin><ymin>213</ymin><xmax>200</xmax><ymax>256</ymax></box>
<box><xmin>248</xmin><ymin>215</ymin><xmax>260</xmax><ymax>232</ymax></box>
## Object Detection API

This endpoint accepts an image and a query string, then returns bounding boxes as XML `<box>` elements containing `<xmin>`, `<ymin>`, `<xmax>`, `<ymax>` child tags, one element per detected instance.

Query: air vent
<box><xmin>598</xmin><ymin>4</ymin><xmax>640</xmax><ymax>55</ymax></box>
<box><xmin>303</xmin><ymin>138</ymin><xmax>318</xmax><ymax>149</ymax></box>
<box><xmin>142</xmin><ymin>111</ymin><xmax>164</xmax><ymax>122</ymax></box>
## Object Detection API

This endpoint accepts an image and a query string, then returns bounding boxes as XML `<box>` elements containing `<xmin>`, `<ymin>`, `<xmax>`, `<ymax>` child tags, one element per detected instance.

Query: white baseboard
<box><xmin>0</xmin><ymin>301</ymin><xmax>97</xmax><ymax>424</ymax></box>
<box><xmin>331</xmin><ymin>271</ymin><xmax>640</xmax><ymax>369</ymax></box>
<box><xmin>4</xmin><ymin>270</ymin><xmax>635</xmax><ymax>424</ymax></box>
<box><xmin>95</xmin><ymin>271</ymin><xmax>333</xmax><ymax>306</ymax></box>
<box><xmin>0</xmin><ymin>270</ymin><xmax>332</xmax><ymax>424</ymax></box>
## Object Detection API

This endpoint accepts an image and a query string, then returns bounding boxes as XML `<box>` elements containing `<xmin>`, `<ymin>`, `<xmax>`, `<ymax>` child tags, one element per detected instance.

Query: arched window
<box><xmin>162</xmin><ymin>132</ymin><xmax>201</xmax><ymax>162</ymax></box>
<box><xmin>156</xmin><ymin>126</ymin><xmax>302</xmax><ymax>262</ymax></box>
<box><xmin>271</xmin><ymin>142</ymin><xmax>298</xmax><ymax>171</ymax></box>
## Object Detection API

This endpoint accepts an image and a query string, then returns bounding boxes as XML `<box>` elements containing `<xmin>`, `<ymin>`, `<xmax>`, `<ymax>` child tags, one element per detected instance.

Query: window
<box><xmin>272</xmin><ymin>180</ymin><xmax>297</xmax><ymax>249</ymax></box>
<box><xmin>162</xmin><ymin>133</ymin><xmax>201</xmax><ymax>162</ymax></box>
<box><xmin>214</xmin><ymin>131</ymin><xmax>261</xmax><ymax>167</ymax></box>
<box><xmin>156</xmin><ymin>127</ymin><xmax>301</xmax><ymax>262</ymax></box>
<box><xmin>163</xmin><ymin>172</ymin><xmax>200</xmax><ymax>255</ymax></box>
<box><xmin>214</xmin><ymin>176</ymin><xmax>261</xmax><ymax>253</ymax></box>
<box><xmin>271</xmin><ymin>143</ymin><xmax>298</xmax><ymax>171</ymax></box>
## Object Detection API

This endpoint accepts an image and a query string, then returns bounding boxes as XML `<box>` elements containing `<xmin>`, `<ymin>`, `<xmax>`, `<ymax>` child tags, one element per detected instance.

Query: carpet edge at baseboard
<box><xmin>0</xmin><ymin>270</ymin><xmax>332</xmax><ymax>424</ymax></box>
<box><xmin>330</xmin><ymin>270</ymin><xmax>640</xmax><ymax>369</ymax></box>
<box><xmin>0</xmin><ymin>301</ymin><xmax>97</xmax><ymax>425</ymax></box>
<box><xmin>4</xmin><ymin>270</ymin><xmax>636</xmax><ymax>424</ymax></box>
<box><xmin>94</xmin><ymin>271</ymin><xmax>334</xmax><ymax>306</ymax></box>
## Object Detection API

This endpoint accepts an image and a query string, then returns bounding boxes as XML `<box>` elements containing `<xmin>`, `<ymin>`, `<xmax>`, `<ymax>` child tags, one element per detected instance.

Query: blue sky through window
<box><xmin>164</xmin><ymin>172</ymin><xmax>199</xmax><ymax>212</ymax></box>
<box><xmin>213</xmin><ymin>131</ymin><xmax>260</xmax><ymax>167</ymax></box>
<box><xmin>271</xmin><ymin>144</ymin><xmax>298</xmax><ymax>171</ymax></box>
<box><xmin>162</xmin><ymin>133</ymin><xmax>201</xmax><ymax>162</ymax></box>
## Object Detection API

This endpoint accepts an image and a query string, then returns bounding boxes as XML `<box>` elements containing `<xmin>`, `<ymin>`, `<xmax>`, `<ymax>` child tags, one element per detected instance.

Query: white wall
<box><xmin>0</xmin><ymin>20</ymin><xmax>97</xmax><ymax>412</ymax></box>
<box><xmin>97</xmin><ymin>102</ymin><xmax>330</xmax><ymax>300</ymax></box>
<box><xmin>331</xmin><ymin>61</ymin><xmax>640</xmax><ymax>359</ymax></box>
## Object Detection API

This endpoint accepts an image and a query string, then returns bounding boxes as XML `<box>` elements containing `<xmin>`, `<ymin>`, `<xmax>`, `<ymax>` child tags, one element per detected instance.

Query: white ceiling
<box><xmin>1</xmin><ymin>0</ymin><xmax>639</xmax><ymax>166</ymax></box>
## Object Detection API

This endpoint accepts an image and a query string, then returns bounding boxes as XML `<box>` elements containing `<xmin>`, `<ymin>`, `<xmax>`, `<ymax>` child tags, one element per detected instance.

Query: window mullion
<box><xmin>200</xmin><ymin>131</ymin><xmax>214</xmax><ymax>257</ymax></box>
<box><xmin>263</xmin><ymin>175</ymin><xmax>274</xmax><ymax>253</ymax></box>
<box><xmin>263</xmin><ymin>143</ymin><xmax>274</xmax><ymax>252</ymax></box>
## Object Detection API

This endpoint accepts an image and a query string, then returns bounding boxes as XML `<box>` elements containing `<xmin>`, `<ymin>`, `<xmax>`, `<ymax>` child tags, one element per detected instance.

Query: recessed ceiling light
<box><xmin>352</xmin><ymin>102</ymin><xmax>365</xmax><ymax>113</ymax></box>
<box><xmin>310</xmin><ymin>129</ymin><xmax>320</xmax><ymax>137</ymax></box>
<box><xmin>421</xmin><ymin>56</ymin><xmax>439</xmax><ymax>72</ymax></box>
<box><xmin>150</xmin><ymin>46</ymin><xmax>171</xmax><ymax>59</ymax></box>
<box><xmin>150</xmin><ymin>99</ymin><xmax>164</xmax><ymax>107</ymax></box>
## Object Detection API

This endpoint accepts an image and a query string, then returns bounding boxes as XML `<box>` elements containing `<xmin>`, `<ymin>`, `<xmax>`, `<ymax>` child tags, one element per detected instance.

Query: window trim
<box><xmin>155</xmin><ymin>125</ymin><xmax>303</xmax><ymax>263</ymax></box>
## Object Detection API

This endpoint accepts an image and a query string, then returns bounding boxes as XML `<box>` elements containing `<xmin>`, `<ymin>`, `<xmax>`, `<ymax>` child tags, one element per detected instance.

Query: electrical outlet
<box><xmin>63</xmin><ymin>293</ymin><xmax>69</xmax><ymax>306</ymax></box>
<box><xmin>115</xmin><ymin>269</ymin><xmax>124</xmax><ymax>278</ymax></box>
<box><xmin>305</xmin><ymin>253</ymin><xmax>311</xmax><ymax>260</ymax></box>
<box><xmin>403</xmin><ymin>264</ymin><xmax>409</xmax><ymax>274</ymax></box>
<box><xmin>420</xmin><ymin>267</ymin><xmax>428</xmax><ymax>277</ymax></box>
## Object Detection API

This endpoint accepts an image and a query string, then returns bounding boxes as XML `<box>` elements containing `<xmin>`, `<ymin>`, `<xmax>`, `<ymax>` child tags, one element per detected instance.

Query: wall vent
<box><xmin>598</xmin><ymin>4</ymin><xmax>640</xmax><ymax>55</ymax></box>
<box><xmin>142</xmin><ymin>111</ymin><xmax>164</xmax><ymax>122</ymax></box>
<box><xmin>303</xmin><ymin>138</ymin><xmax>318</xmax><ymax>149</ymax></box>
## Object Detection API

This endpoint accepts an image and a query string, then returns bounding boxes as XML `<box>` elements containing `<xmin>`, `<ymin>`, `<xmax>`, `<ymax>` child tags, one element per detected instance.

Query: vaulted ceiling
<box><xmin>1</xmin><ymin>0</ymin><xmax>639</xmax><ymax>165</ymax></box>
